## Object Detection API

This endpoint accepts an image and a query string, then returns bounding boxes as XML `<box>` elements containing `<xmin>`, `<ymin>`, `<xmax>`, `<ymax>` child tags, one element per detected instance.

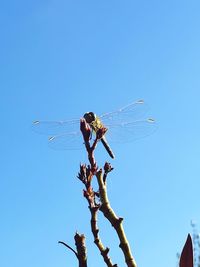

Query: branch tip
<box><xmin>58</xmin><ymin>241</ymin><xmax>78</xmax><ymax>258</ymax></box>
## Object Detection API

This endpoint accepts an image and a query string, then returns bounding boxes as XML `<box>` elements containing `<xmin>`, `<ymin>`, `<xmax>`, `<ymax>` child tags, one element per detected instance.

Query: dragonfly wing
<box><xmin>105</xmin><ymin>119</ymin><xmax>157</xmax><ymax>144</ymax></box>
<box><xmin>48</xmin><ymin>131</ymin><xmax>84</xmax><ymax>150</ymax></box>
<box><xmin>32</xmin><ymin>119</ymin><xmax>80</xmax><ymax>135</ymax></box>
<box><xmin>100</xmin><ymin>99</ymin><xmax>149</xmax><ymax>126</ymax></box>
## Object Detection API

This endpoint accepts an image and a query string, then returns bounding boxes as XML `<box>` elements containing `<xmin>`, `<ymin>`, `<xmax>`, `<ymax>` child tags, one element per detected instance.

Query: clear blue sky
<box><xmin>1</xmin><ymin>1</ymin><xmax>200</xmax><ymax>267</ymax></box>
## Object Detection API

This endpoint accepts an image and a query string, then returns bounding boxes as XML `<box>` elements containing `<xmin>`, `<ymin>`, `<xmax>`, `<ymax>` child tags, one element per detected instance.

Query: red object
<box><xmin>80</xmin><ymin>118</ymin><xmax>91</xmax><ymax>142</ymax></box>
<box><xmin>179</xmin><ymin>234</ymin><xmax>193</xmax><ymax>267</ymax></box>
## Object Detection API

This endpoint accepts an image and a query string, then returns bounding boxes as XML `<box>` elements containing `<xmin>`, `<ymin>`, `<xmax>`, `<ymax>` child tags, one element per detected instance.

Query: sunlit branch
<box><xmin>96</xmin><ymin>169</ymin><xmax>137</xmax><ymax>267</ymax></box>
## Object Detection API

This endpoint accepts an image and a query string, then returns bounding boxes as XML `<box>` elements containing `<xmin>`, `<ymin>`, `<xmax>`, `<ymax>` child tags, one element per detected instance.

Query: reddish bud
<box><xmin>80</xmin><ymin>118</ymin><xmax>91</xmax><ymax>141</ymax></box>
<box><xmin>104</xmin><ymin>162</ymin><xmax>113</xmax><ymax>173</ymax></box>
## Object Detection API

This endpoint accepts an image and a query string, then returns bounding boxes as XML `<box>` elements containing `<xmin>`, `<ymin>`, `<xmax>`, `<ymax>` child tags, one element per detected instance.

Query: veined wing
<box><xmin>48</xmin><ymin>131</ymin><xmax>84</xmax><ymax>150</ymax></box>
<box><xmin>105</xmin><ymin>118</ymin><xmax>156</xmax><ymax>144</ymax></box>
<box><xmin>32</xmin><ymin>118</ymin><xmax>80</xmax><ymax>135</ymax></box>
<box><xmin>33</xmin><ymin>99</ymin><xmax>156</xmax><ymax>150</ymax></box>
<box><xmin>100</xmin><ymin>99</ymin><xmax>149</xmax><ymax>126</ymax></box>
<box><xmin>41</xmin><ymin>118</ymin><xmax>156</xmax><ymax>150</ymax></box>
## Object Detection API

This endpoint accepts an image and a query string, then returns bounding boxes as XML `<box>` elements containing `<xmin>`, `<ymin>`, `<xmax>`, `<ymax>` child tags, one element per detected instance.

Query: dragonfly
<box><xmin>32</xmin><ymin>99</ymin><xmax>156</xmax><ymax>159</ymax></box>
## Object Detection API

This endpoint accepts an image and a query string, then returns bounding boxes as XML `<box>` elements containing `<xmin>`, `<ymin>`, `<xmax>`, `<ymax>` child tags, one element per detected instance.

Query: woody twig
<box><xmin>96</xmin><ymin>167</ymin><xmax>137</xmax><ymax>267</ymax></box>
<box><xmin>59</xmin><ymin>232</ymin><xmax>87</xmax><ymax>267</ymax></box>
<box><xmin>79</xmin><ymin>118</ymin><xmax>117</xmax><ymax>266</ymax></box>
<box><xmin>80</xmin><ymin>118</ymin><xmax>137</xmax><ymax>267</ymax></box>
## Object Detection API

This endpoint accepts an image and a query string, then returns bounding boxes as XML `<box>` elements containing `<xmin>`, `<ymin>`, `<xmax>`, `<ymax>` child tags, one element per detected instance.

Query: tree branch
<box><xmin>58</xmin><ymin>241</ymin><xmax>78</xmax><ymax>258</ymax></box>
<box><xmin>80</xmin><ymin>118</ymin><xmax>97</xmax><ymax>172</ymax></box>
<box><xmin>59</xmin><ymin>233</ymin><xmax>87</xmax><ymax>267</ymax></box>
<box><xmin>90</xmin><ymin>206</ymin><xmax>118</xmax><ymax>267</ymax></box>
<box><xmin>96</xmin><ymin>169</ymin><xmax>137</xmax><ymax>267</ymax></box>
<box><xmin>74</xmin><ymin>233</ymin><xmax>88</xmax><ymax>267</ymax></box>
<box><xmin>79</xmin><ymin>118</ymin><xmax>137</xmax><ymax>267</ymax></box>
<box><xmin>78</xmin><ymin>164</ymin><xmax>118</xmax><ymax>266</ymax></box>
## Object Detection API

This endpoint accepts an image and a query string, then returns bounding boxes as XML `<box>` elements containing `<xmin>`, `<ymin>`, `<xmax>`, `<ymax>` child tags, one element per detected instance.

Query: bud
<box><xmin>104</xmin><ymin>162</ymin><xmax>114</xmax><ymax>173</ymax></box>
<box><xmin>80</xmin><ymin>118</ymin><xmax>91</xmax><ymax>141</ymax></box>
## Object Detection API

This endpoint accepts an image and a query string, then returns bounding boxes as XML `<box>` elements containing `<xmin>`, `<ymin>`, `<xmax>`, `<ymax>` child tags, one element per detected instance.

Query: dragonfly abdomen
<box><xmin>101</xmin><ymin>136</ymin><xmax>115</xmax><ymax>159</ymax></box>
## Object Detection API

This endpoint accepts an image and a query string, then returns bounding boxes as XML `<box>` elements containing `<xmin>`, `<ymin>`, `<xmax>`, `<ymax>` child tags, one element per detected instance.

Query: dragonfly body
<box><xmin>33</xmin><ymin>100</ymin><xmax>156</xmax><ymax>158</ymax></box>
<box><xmin>83</xmin><ymin>112</ymin><xmax>115</xmax><ymax>158</ymax></box>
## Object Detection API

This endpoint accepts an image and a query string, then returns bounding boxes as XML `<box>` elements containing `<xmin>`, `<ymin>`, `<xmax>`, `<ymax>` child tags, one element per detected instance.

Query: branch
<box><xmin>79</xmin><ymin>119</ymin><xmax>137</xmax><ymax>267</ymax></box>
<box><xmin>78</xmin><ymin>164</ymin><xmax>118</xmax><ymax>266</ymax></box>
<box><xmin>58</xmin><ymin>241</ymin><xmax>78</xmax><ymax>258</ymax></box>
<box><xmin>59</xmin><ymin>233</ymin><xmax>87</xmax><ymax>267</ymax></box>
<box><xmin>80</xmin><ymin>118</ymin><xmax>97</xmax><ymax>172</ymax></box>
<box><xmin>90</xmin><ymin>206</ymin><xmax>118</xmax><ymax>267</ymax></box>
<box><xmin>74</xmin><ymin>233</ymin><xmax>88</xmax><ymax>267</ymax></box>
<box><xmin>96</xmin><ymin>168</ymin><xmax>137</xmax><ymax>267</ymax></box>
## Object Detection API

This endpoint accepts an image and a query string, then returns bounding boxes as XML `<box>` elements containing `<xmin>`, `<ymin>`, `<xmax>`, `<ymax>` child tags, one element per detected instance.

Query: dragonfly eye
<box><xmin>83</xmin><ymin>112</ymin><xmax>96</xmax><ymax>123</ymax></box>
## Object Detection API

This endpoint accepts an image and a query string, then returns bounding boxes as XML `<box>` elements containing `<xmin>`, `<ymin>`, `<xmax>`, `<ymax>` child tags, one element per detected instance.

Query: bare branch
<box><xmin>58</xmin><ymin>233</ymin><xmax>87</xmax><ymax>267</ymax></box>
<box><xmin>74</xmin><ymin>233</ymin><xmax>88</xmax><ymax>267</ymax></box>
<box><xmin>58</xmin><ymin>241</ymin><xmax>78</xmax><ymax>258</ymax></box>
<box><xmin>90</xmin><ymin>206</ymin><xmax>118</xmax><ymax>267</ymax></box>
<box><xmin>80</xmin><ymin>119</ymin><xmax>97</xmax><ymax>172</ymax></box>
<box><xmin>96</xmin><ymin>169</ymin><xmax>137</xmax><ymax>267</ymax></box>
<box><xmin>79</xmin><ymin>119</ymin><xmax>137</xmax><ymax>267</ymax></box>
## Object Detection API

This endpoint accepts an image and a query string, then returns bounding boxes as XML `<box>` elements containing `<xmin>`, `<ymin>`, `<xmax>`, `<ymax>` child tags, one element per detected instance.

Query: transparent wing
<box><xmin>100</xmin><ymin>99</ymin><xmax>149</xmax><ymax>126</ymax></box>
<box><xmin>47</xmin><ymin>119</ymin><xmax>156</xmax><ymax>150</ymax></box>
<box><xmin>33</xmin><ymin>99</ymin><xmax>156</xmax><ymax>150</ymax></box>
<box><xmin>105</xmin><ymin>118</ymin><xmax>157</xmax><ymax>144</ymax></box>
<box><xmin>48</xmin><ymin>131</ymin><xmax>84</xmax><ymax>150</ymax></box>
<box><xmin>32</xmin><ymin>119</ymin><xmax>80</xmax><ymax>135</ymax></box>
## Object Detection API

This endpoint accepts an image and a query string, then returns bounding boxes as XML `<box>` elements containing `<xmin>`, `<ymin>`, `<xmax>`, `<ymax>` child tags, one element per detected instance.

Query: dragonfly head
<box><xmin>83</xmin><ymin>112</ymin><xmax>96</xmax><ymax>124</ymax></box>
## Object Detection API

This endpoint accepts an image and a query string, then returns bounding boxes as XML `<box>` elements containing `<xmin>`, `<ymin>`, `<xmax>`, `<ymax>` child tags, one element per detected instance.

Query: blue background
<box><xmin>1</xmin><ymin>1</ymin><xmax>200</xmax><ymax>266</ymax></box>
